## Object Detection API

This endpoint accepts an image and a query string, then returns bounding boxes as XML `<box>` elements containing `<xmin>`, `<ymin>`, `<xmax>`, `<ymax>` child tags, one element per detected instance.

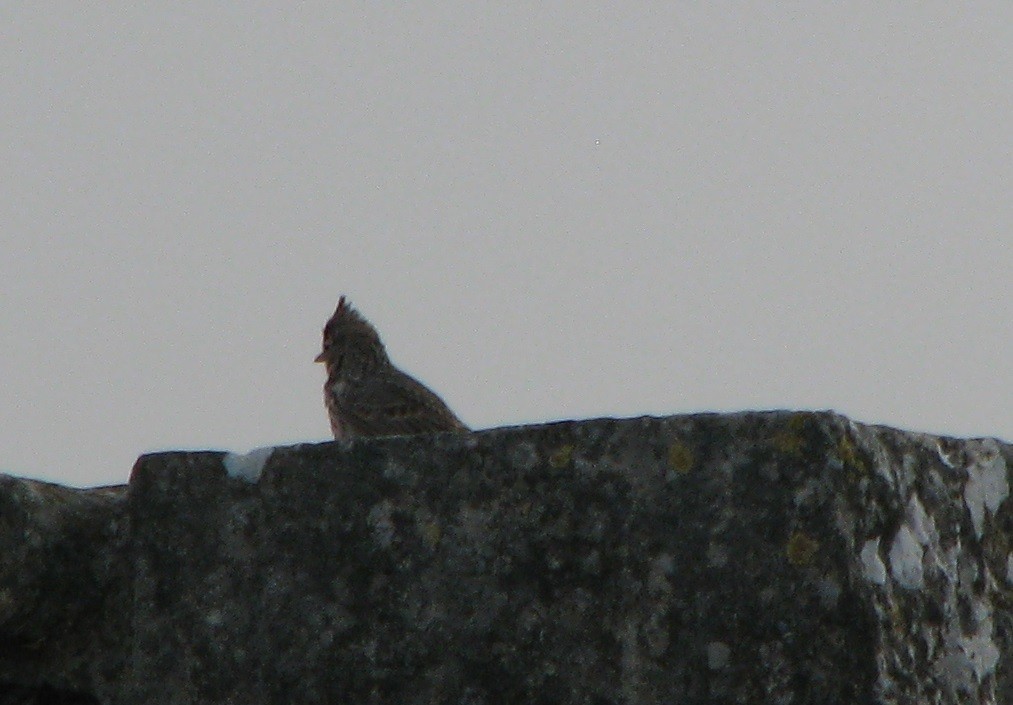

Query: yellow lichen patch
<box><xmin>419</xmin><ymin>520</ymin><xmax>442</xmax><ymax>549</ymax></box>
<box><xmin>549</xmin><ymin>445</ymin><xmax>574</xmax><ymax>468</ymax></box>
<box><xmin>837</xmin><ymin>436</ymin><xmax>868</xmax><ymax>476</ymax></box>
<box><xmin>788</xmin><ymin>412</ymin><xmax>809</xmax><ymax>430</ymax></box>
<box><xmin>667</xmin><ymin>442</ymin><xmax>694</xmax><ymax>475</ymax></box>
<box><xmin>786</xmin><ymin>531</ymin><xmax>820</xmax><ymax>566</ymax></box>
<box><xmin>772</xmin><ymin>431</ymin><xmax>804</xmax><ymax>456</ymax></box>
<box><xmin>772</xmin><ymin>413</ymin><xmax>809</xmax><ymax>457</ymax></box>
<box><xmin>889</xmin><ymin>603</ymin><xmax>906</xmax><ymax>633</ymax></box>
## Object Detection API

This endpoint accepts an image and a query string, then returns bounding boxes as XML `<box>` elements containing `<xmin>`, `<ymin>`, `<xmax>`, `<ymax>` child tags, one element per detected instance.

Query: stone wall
<box><xmin>1</xmin><ymin>412</ymin><xmax>1010</xmax><ymax>704</ymax></box>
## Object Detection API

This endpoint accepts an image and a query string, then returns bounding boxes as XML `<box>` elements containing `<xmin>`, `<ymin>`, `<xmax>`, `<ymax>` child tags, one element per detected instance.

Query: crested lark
<box><xmin>315</xmin><ymin>296</ymin><xmax>468</xmax><ymax>439</ymax></box>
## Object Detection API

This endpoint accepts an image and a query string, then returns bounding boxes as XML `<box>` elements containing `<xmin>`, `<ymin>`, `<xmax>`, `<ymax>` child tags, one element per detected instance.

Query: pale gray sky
<box><xmin>1</xmin><ymin>5</ymin><xmax>1010</xmax><ymax>487</ymax></box>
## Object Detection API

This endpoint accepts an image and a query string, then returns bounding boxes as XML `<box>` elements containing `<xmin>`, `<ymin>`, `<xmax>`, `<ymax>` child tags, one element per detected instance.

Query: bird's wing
<box><xmin>338</xmin><ymin>370</ymin><xmax>468</xmax><ymax>437</ymax></box>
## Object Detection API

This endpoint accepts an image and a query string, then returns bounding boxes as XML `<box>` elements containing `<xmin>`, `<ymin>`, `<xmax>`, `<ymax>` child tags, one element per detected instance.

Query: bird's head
<box><xmin>315</xmin><ymin>296</ymin><xmax>389</xmax><ymax>377</ymax></box>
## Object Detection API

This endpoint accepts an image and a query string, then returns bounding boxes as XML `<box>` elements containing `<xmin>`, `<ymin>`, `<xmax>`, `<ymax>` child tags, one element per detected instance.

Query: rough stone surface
<box><xmin>0</xmin><ymin>411</ymin><xmax>1010</xmax><ymax>704</ymax></box>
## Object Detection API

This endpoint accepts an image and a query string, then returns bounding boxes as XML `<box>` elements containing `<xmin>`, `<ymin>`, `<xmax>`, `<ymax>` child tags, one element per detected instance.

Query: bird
<box><xmin>314</xmin><ymin>296</ymin><xmax>469</xmax><ymax>439</ymax></box>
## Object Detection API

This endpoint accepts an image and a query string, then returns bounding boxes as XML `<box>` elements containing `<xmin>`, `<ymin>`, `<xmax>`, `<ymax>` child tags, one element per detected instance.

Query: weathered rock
<box><xmin>0</xmin><ymin>476</ymin><xmax>125</xmax><ymax>704</ymax></box>
<box><xmin>0</xmin><ymin>412</ymin><xmax>1010</xmax><ymax>704</ymax></box>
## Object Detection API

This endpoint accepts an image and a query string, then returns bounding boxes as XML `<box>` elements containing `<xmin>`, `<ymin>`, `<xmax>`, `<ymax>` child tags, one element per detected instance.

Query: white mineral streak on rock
<box><xmin>889</xmin><ymin>524</ymin><xmax>924</xmax><ymax>590</ymax></box>
<box><xmin>849</xmin><ymin>420</ymin><xmax>894</xmax><ymax>489</ymax></box>
<box><xmin>223</xmin><ymin>446</ymin><xmax>274</xmax><ymax>483</ymax></box>
<box><xmin>884</xmin><ymin>495</ymin><xmax>938</xmax><ymax>590</ymax></box>
<box><xmin>963</xmin><ymin>447</ymin><xmax>1009</xmax><ymax>538</ymax></box>
<box><xmin>959</xmin><ymin>601</ymin><xmax>1000</xmax><ymax>682</ymax></box>
<box><xmin>861</xmin><ymin>538</ymin><xmax>887</xmax><ymax>585</ymax></box>
<box><xmin>907</xmin><ymin>495</ymin><xmax>936</xmax><ymax>547</ymax></box>
<box><xmin>935</xmin><ymin>440</ymin><xmax>957</xmax><ymax>469</ymax></box>
<box><xmin>940</xmin><ymin>599</ymin><xmax>1001</xmax><ymax>686</ymax></box>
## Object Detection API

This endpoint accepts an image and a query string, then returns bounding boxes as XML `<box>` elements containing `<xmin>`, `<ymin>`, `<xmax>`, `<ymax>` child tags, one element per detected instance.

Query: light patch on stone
<box><xmin>963</xmin><ymin>451</ymin><xmax>1009</xmax><ymax>538</ymax></box>
<box><xmin>937</xmin><ymin>542</ymin><xmax>961</xmax><ymax>586</ymax></box>
<box><xmin>961</xmin><ymin>631</ymin><xmax>1001</xmax><ymax>683</ymax></box>
<box><xmin>647</xmin><ymin>554</ymin><xmax>674</xmax><ymax>596</ymax></box>
<box><xmin>654</xmin><ymin>553</ymin><xmax>675</xmax><ymax>576</ymax></box>
<box><xmin>508</xmin><ymin>442</ymin><xmax>539</xmax><ymax>471</ymax></box>
<box><xmin>382</xmin><ymin>458</ymin><xmax>407</xmax><ymax>480</ymax></box>
<box><xmin>906</xmin><ymin>495</ymin><xmax>936</xmax><ymax>547</ymax></box>
<box><xmin>888</xmin><ymin>525</ymin><xmax>924</xmax><ymax>589</ymax></box>
<box><xmin>706</xmin><ymin>543</ymin><xmax>728</xmax><ymax>568</ymax></box>
<box><xmin>0</xmin><ymin>587</ymin><xmax>13</xmax><ymax>614</ymax></box>
<box><xmin>960</xmin><ymin>601</ymin><xmax>1000</xmax><ymax>682</ymax></box>
<box><xmin>1006</xmin><ymin>554</ymin><xmax>1013</xmax><ymax>585</ymax></box>
<box><xmin>367</xmin><ymin>500</ymin><xmax>395</xmax><ymax>548</ymax></box>
<box><xmin>860</xmin><ymin>538</ymin><xmax>887</xmax><ymax>585</ymax></box>
<box><xmin>223</xmin><ymin>446</ymin><xmax>274</xmax><ymax>483</ymax></box>
<box><xmin>902</xmin><ymin>453</ymin><xmax>918</xmax><ymax>476</ymax></box>
<box><xmin>706</xmin><ymin>641</ymin><xmax>730</xmax><ymax>670</ymax></box>
<box><xmin>619</xmin><ymin>620</ymin><xmax>643</xmax><ymax>703</ymax></box>
<box><xmin>935</xmin><ymin>441</ymin><xmax>957</xmax><ymax>468</ymax></box>
<box><xmin>816</xmin><ymin>577</ymin><xmax>841</xmax><ymax>609</ymax></box>
<box><xmin>853</xmin><ymin>424</ymin><xmax>893</xmax><ymax>487</ymax></box>
<box><xmin>793</xmin><ymin>478</ymin><xmax>822</xmax><ymax>508</ymax></box>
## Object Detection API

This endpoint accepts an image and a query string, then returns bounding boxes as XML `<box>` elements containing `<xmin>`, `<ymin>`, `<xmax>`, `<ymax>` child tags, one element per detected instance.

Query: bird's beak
<box><xmin>314</xmin><ymin>351</ymin><xmax>326</xmax><ymax>363</ymax></box>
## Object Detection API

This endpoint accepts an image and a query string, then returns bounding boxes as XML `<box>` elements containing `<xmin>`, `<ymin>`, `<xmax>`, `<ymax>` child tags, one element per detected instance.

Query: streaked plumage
<box><xmin>315</xmin><ymin>296</ymin><xmax>468</xmax><ymax>439</ymax></box>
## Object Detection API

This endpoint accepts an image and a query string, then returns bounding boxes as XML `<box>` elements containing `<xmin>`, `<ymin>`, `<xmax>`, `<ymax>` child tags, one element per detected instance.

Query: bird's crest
<box><xmin>316</xmin><ymin>294</ymin><xmax>468</xmax><ymax>437</ymax></box>
<box><xmin>325</xmin><ymin>295</ymin><xmax>372</xmax><ymax>333</ymax></box>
